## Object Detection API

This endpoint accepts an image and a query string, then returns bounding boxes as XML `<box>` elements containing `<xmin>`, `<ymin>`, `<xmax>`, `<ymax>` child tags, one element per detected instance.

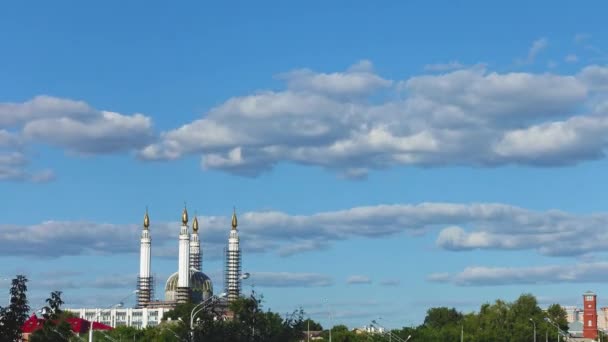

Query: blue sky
<box><xmin>2</xmin><ymin>0</ymin><xmax>608</xmax><ymax>329</ymax></box>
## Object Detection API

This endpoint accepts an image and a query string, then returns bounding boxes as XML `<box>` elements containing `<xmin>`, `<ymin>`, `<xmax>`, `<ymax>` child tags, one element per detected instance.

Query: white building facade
<box><xmin>66</xmin><ymin>307</ymin><xmax>170</xmax><ymax>329</ymax></box>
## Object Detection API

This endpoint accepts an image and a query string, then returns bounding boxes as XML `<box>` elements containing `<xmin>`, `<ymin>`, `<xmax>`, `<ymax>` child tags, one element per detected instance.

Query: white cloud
<box><xmin>278</xmin><ymin>60</ymin><xmax>392</xmax><ymax>98</ymax></box>
<box><xmin>529</xmin><ymin>38</ymin><xmax>548</xmax><ymax>61</ymax></box>
<box><xmin>141</xmin><ymin>62</ymin><xmax>606</xmax><ymax>176</ymax></box>
<box><xmin>578</xmin><ymin>65</ymin><xmax>608</xmax><ymax>92</ymax></box>
<box><xmin>429</xmin><ymin>262</ymin><xmax>608</xmax><ymax>286</ymax></box>
<box><xmin>518</xmin><ymin>38</ymin><xmax>548</xmax><ymax>64</ymax></box>
<box><xmin>346</xmin><ymin>275</ymin><xmax>372</xmax><ymax>285</ymax></box>
<box><xmin>249</xmin><ymin>272</ymin><xmax>333</xmax><ymax>287</ymax></box>
<box><xmin>23</xmin><ymin>110</ymin><xmax>153</xmax><ymax>155</ymax></box>
<box><xmin>5</xmin><ymin>202</ymin><xmax>608</xmax><ymax>259</ymax></box>
<box><xmin>0</xmin><ymin>95</ymin><xmax>155</xmax><ymax>182</ymax></box>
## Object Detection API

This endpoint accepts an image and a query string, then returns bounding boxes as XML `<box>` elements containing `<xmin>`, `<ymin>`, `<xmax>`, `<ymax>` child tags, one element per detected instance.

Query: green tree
<box><xmin>30</xmin><ymin>291</ymin><xmax>73</xmax><ymax>342</ymax></box>
<box><xmin>423</xmin><ymin>307</ymin><xmax>463</xmax><ymax>329</ymax></box>
<box><xmin>42</xmin><ymin>291</ymin><xmax>65</xmax><ymax>320</ymax></box>
<box><xmin>546</xmin><ymin>303</ymin><xmax>568</xmax><ymax>332</ymax></box>
<box><xmin>0</xmin><ymin>275</ymin><xmax>30</xmax><ymax>341</ymax></box>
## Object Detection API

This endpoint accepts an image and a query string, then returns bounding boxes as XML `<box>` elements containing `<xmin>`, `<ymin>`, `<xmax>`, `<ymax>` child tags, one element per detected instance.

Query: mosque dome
<box><xmin>165</xmin><ymin>269</ymin><xmax>213</xmax><ymax>303</ymax></box>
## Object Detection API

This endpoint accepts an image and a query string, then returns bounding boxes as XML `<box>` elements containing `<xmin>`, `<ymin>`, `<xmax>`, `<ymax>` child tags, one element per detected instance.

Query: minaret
<box><xmin>225</xmin><ymin>208</ymin><xmax>242</xmax><ymax>302</ymax></box>
<box><xmin>137</xmin><ymin>208</ymin><xmax>153</xmax><ymax>308</ymax></box>
<box><xmin>190</xmin><ymin>214</ymin><xmax>201</xmax><ymax>271</ymax></box>
<box><xmin>177</xmin><ymin>206</ymin><xmax>191</xmax><ymax>303</ymax></box>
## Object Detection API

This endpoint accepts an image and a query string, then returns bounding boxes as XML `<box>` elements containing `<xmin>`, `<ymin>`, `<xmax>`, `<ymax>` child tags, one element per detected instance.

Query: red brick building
<box><xmin>583</xmin><ymin>291</ymin><xmax>598</xmax><ymax>340</ymax></box>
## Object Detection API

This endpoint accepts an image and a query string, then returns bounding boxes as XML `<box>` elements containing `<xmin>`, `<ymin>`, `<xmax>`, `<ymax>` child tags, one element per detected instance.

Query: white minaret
<box><xmin>190</xmin><ymin>215</ymin><xmax>201</xmax><ymax>271</ymax></box>
<box><xmin>137</xmin><ymin>208</ymin><xmax>152</xmax><ymax>307</ymax></box>
<box><xmin>177</xmin><ymin>206</ymin><xmax>191</xmax><ymax>303</ymax></box>
<box><xmin>225</xmin><ymin>209</ymin><xmax>242</xmax><ymax>302</ymax></box>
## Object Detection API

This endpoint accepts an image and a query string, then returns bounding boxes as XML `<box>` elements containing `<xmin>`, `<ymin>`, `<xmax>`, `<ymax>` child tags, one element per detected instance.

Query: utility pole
<box><xmin>461</xmin><ymin>324</ymin><xmax>464</xmax><ymax>342</ymax></box>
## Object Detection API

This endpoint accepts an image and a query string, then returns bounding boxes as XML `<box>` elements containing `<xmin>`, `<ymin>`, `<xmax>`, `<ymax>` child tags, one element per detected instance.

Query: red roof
<box><xmin>22</xmin><ymin>314</ymin><xmax>113</xmax><ymax>334</ymax></box>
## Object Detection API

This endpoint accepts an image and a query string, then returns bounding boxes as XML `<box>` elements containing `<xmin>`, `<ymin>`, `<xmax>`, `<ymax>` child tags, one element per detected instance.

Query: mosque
<box><xmin>67</xmin><ymin>206</ymin><xmax>243</xmax><ymax>328</ymax></box>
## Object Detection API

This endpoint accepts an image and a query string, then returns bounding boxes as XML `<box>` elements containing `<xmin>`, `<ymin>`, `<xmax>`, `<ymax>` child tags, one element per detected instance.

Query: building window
<box><xmin>589</xmin><ymin>320</ymin><xmax>592</xmax><ymax>327</ymax></box>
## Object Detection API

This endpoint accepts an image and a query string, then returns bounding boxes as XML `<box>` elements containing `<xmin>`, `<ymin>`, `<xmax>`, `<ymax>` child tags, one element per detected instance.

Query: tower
<box><xmin>225</xmin><ymin>209</ymin><xmax>242</xmax><ymax>302</ymax></box>
<box><xmin>137</xmin><ymin>208</ymin><xmax>153</xmax><ymax>308</ymax></box>
<box><xmin>176</xmin><ymin>206</ymin><xmax>191</xmax><ymax>303</ymax></box>
<box><xmin>190</xmin><ymin>215</ymin><xmax>202</xmax><ymax>271</ymax></box>
<box><xmin>583</xmin><ymin>291</ymin><xmax>598</xmax><ymax>339</ymax></box>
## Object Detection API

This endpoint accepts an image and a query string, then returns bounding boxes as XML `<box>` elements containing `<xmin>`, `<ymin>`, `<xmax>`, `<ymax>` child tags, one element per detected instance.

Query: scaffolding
<box><xmin>176</xmin><ymin>287</ymin><xmax>190</xmax><ymax>304</ymax></box>
<box><xmin>224</xmin><ymin>247</ymin><xmax>241</xmax><ymax>302</ymax></box>
<box><xmin>190</xmin><ymin>250</ymin><xmax>201</xmax><ymax>271</ymax></box>
<box><xmin>136</xmin><ymin>276</ymin><xmax>154</xmax><ymax>308</ymax></box>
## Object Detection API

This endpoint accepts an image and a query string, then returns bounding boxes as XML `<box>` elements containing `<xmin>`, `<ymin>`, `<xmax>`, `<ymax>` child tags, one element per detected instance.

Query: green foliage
<box><xmin>30</xmin><ymin>290</ymin><xmax>74</xmax><ymax>342</ymax></box>
<box><xmin>0</xmin><ymin>275</ymin><xmax>30</xmax><ymax>341</ymax></box>
<box><xmin>389</xmin><ymin>293</ymin><xmax>569</xmax><ymax>342</ymax></box>
<box><xmin>424</xmin><ymin>307</ymin><xmax>464</xmax><ymax>329</ymax></box>
<box><xmin>42</xmin><ymin>290</ymin><xmax>65</xmax><ymax>320</ymax></box>
<box><xmin>296</xmin><ymin>317</ymin><xmax>323</xmax><ymax>331</ymax></box>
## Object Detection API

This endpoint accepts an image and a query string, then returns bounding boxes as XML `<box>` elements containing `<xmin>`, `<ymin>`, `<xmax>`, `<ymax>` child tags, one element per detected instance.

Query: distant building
<box><xmin>66</xmin><ymin>307</ymin><xmax>170</xmax><ymax>329</ymax></box>
<box><xmin>563</xmin><ymin>305</ymin><xmax>583</xmax><ymax>323</ymax></box>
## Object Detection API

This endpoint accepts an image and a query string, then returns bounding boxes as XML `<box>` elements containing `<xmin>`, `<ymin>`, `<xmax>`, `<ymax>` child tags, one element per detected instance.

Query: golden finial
<box><xmin>182</xmin><ymin>203</ymin><xmax>189</xmax><ymax>225</ymax></box>
<box><xmin>143</xmin><ymin>207</ymin><xmax>150</xmax><ymax>229</ymax></box>
<box><xmin>192</xmin><ymin>213</ymin><xmax>199</xmax><ymax>232</ymax></box>
<box><xmin>231</xmin><ymin>207</ymin><xmax>238</xmax><ymax>230</ymax></box>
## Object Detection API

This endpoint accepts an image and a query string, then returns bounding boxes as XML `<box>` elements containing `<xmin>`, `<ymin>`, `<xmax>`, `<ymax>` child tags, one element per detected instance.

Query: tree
<box><xmin>546</xmin><ymin>303</ymin><xmax>568</xmax><ymax>332</ymax></box>
<box><xmin>29</xmin><ymin>291</ymin><xmax>74</xmax><ymax>342</ymax></box>
<box><xmin>0</xmin><ymin>275</ymin><xmax>30</xmax><ymax>341</ymax></box>
<box><xmin>423</xmin><ymin>307</ymin><xmax>463</xmax><ymax>329</ymax></box>
<box><xmin>42</xmin><ymin>291</ymin><xmax>65</xmax><ymax>320</ymax></box>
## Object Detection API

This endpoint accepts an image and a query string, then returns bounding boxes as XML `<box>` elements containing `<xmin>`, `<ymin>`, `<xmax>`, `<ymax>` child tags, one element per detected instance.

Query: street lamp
<box><xmin>371</xmin><ymin>320</ymin><xmax>407</xmax><ymax>342</ymax></box>
<box><xmin>324</xmin><ymin>300</ymin><xmax>333</xmax><ymax>342</ymax></box>
<box><xmin>544</xmin><ymin>317</ymin><xmax>568</xmax><ymax>342</ymax></box>
<box><xmin>529</xmin><ymin>318</ymin><xmax>536</xmax><ymax>342</ymax></box>
<box><xmin>189</xmin><ymin>292</ymin><xmax>227</xmax><ymax>340</ymax></box>
<box><xmin>89</xmin><ymin>290</ymin><xmax>138</xmax><ymax>342</ymax></box>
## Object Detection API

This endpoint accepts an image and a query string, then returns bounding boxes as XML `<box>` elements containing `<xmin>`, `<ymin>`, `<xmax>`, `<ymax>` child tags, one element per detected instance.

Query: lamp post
<box><xmin>544</xmin><ymin>317</ymin><xmax>568</xmax><ymax>342</ymax></box>
<box><xmin>324</xmin><ymin>300</ymin><xmax>333</xmax><ymax>342</ymax></box>
<box><xmin>189</xmin><ymin>292</ymin><xmax>226</xmax><ymax>340</ymax></box>
<box><xmin>529</xmin><ymin>318</ymin><xmax>536</xmax><ymax>342</ymax></box>
<box><xmin>371</xmin><ymin>320</ymin><xmax>407</xmax><ymax>342</ymax></box>
<box><xmin>89</xmin><ymin>290</ymin><xmax>138</xmax><ymax>342</ymax></box>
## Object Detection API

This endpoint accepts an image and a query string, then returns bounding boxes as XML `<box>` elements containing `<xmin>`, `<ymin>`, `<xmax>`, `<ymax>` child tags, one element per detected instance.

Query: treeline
<box><xmin>0</xmin><ymin>275</ymin><xmax>591</xmax><ymax>342</ymax></box>
<box><xmin>390</xmin><ymin>294</ymin><xmax>571</xmax><ymax>342</ymax></box>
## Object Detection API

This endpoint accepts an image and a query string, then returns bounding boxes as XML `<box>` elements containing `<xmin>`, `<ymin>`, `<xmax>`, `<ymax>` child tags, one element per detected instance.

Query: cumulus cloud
<box><xmin>6</xmin><ymin>202</ymin><xmax>608</xmax><ymax>259</ymax></box>
<box><xmin>0</xmin><ymin>95</ymin><xmax>154</xmax><ymax>182</ymax></box>
<box><xmin>428</xmin><ymin>262</ymin><xmax>608</xmax><ymax>286</ymax></box>
<box><xmin>277</xmin><ymin>60</ymin><xmax>392</xmax><ymax>98</ymax></box>
<box><xmin>346</xmin><ymin>275</ymin><xmax>372</xmax><ymax>285</ymax></box>
<box><xmin>140</xmin><ymin>60</ymin><xmax>608</xmax><ymax>177</ymax></box>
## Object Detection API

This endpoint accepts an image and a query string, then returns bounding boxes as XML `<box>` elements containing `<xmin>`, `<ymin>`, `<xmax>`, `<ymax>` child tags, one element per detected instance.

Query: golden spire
<box><xmin>231</xmin><ymin>207</ymin><xmax>238</xmax><ymax>230</ymax></box>
<box><xmin>192</xmin><ymin>214</ymin><xmax>199</xmax><ymax>232</ymax></box>
<box><xmin>182</xmin><ymin>204</ymin><xmax>189</xmax><ymax>225</ymax></box>
<box><xmin>143</xmin><ymin>207</ymin><xmax>150</xmax><ymax>229</ymax></box>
